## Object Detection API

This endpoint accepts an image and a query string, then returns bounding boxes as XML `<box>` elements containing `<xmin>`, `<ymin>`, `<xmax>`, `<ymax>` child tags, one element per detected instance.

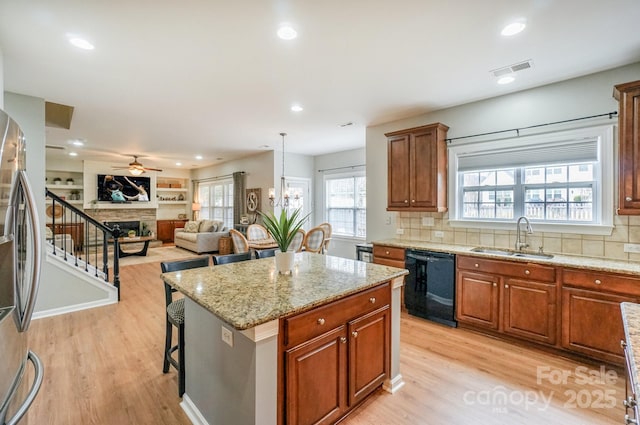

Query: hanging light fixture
<box><xmin>269</xmin><ymin>132</ymin><xmax>291</xmax><ymax>208</ymax></box>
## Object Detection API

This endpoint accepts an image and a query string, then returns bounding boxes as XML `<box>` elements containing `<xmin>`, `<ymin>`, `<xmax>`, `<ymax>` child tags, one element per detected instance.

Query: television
<box><xmin>97</xmin><ymin>174</ymin><xmax>152</xmax><ymax>202</ymax></box>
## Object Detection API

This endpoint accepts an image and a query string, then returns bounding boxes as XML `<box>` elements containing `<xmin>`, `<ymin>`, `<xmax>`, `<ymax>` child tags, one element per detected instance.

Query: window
<box><xmin>325</xmin><ymin>172</ymin><xmax>366</xmax><ymax>238</ymax></box>
<box><xmin>449</xmin><ymin>125</ymin><xmax>614</xmax><ymax>235</ymax></box>
<box><xmin>198</xmin><ymin>179</ymin><xmax>233</xmax><ymax>229</ymax></box>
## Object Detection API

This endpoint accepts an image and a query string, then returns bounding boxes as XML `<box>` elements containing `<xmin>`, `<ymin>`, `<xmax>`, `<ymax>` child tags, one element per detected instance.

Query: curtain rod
<box><xmin>193</xmin><ymin>171</ymin><xmax>244</xmax><ymax>183</ymax></box>
<box><xmin>317</xmin><ymin>164</ymin><xmax>366</xmax><ymax>173</ymax></box>
<box><xmin>445</xmin><ymin>111</ymin><xmax>618</xmax><ymax>144</ymax></box>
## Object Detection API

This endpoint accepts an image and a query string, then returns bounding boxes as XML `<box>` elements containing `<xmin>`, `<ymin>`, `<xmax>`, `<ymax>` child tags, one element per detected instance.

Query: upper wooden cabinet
<box><xmin>385</xmin><ymin>123</ymin><xmax>449</xmax><ymax>212</ymax></box>
<box><xmin>614</xmin><ymin>80</ymin><xmax>640</xmax><ymax>214</ymax></box>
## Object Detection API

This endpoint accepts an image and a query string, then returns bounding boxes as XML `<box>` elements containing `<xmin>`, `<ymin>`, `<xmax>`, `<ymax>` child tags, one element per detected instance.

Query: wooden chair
<box><xmin>247</xmin><ymin>224</ymin><xmax>270</xmax><ymax>241</ymax></box>
<box><xmin>212</xmin><ymin>251</ymin><xmax>252</xmax><ymax>265</ymax></box>
<box><xmin>289</xmin><ymin>228</ymin><xmax>305</xmax><ymax>253</ymax></box>
<box><xmin>318</xmin><ymin>222</ymin><xmax>332</xmax><ymax>254</ymax></box>
<box><xmin>160</xmin><ymin>256</ymin><xmax>210</xmax><ymax>397</ymax></box>
<box><xmin>229</xmin><ymin>228</ymin><xmax>250</xmax><ymax>254</ymax></box>
<box><xmin>303</xmin><ymin>227</ymin><xmax>325</xmax><ymax>253</ymax></box>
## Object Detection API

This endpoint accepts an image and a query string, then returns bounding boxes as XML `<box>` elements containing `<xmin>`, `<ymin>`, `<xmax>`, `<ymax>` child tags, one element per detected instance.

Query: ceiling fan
<box><xmin>112</xmin><ymin>155</ymin><xmax>163</xmax><ymax>176</ymax></box>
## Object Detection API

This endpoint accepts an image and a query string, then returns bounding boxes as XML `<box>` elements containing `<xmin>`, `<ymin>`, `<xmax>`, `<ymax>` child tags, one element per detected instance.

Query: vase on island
<box><xmin>275</xmin><ymin>251</ymin><xmax>295</xmax><ymax>275</ymax></box>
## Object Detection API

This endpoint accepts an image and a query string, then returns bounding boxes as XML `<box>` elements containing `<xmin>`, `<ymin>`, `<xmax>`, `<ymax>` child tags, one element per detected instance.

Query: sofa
<box><xmin>174</xmin><ymin>219</ymin><xmax>230</xmax><ymax>254</ymax></box>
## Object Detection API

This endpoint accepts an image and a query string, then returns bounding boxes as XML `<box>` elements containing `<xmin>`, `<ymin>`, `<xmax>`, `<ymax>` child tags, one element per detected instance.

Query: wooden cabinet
<box><xmin>372</xmin><ymin>244</ymin><xmax>405</xmax><ymax>268</ymax></box>
<box><xmin>46</xmin><ymin>222</ymin><xmax>84</xmax><ymax>251</ymax></box>
<box><xmin>156</xmin><ymin>219</ymin><xmax>187</xmax><ymax>243</ymax></box>
<box><xmin>561</xmin><ymin>268</ymin><xmax>640</xmax><ymax>364</ymax></box>
<box><xmin>385</xmin><ymin>123</ymin><xmax>449</xmax><ymax>212</ymax></box>
<box><xmin>614</xmin><ymin>80</ymin><xmax>640</xmax><ymax>214</ymax></box>
<box><xmin>456</xmin><ymin>255</ymin><xmax>557</xmax><ymax>345</ymax></box>
<box><xmin>280</xmin><ymin>283</ymin><xmax>390</xmax><ymax>425</ymax></box>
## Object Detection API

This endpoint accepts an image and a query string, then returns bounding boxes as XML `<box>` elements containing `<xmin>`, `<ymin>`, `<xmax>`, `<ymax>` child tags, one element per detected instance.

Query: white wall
<box><xmin>366</xmin><ymin>62</ymin><xmax>640</xmax><ymax>248</ymax></box>
<box><xmin>314</xmin><ymin>147</ymin><xmax>366</xmax><ymax>259</ymax></box>
<box><xmin>0</xmin><ymin>49</ymin><xmax>4</xmax><ymax>109</ymax></box>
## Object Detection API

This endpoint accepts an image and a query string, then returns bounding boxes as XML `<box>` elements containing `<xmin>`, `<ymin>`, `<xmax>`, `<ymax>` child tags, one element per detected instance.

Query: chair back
<box><xmin>289</xmin><ymin>228</ymin><xmax>305</xmax><ymax>253</ymax></box>
<box><xmin>161</xmin><ymin>257</ymin><xmax>210</xmax><ymax>306</ymax></box>
<box><xmin>213</xmin><ymin>251</ymin><xmax>252</xmax><ymax>265</ymax></box>
<box><xmin>303</xmin><ymin>227</ymin><xmax>325</xmax><ymax>253</ymax></box>
<box><xmin>247</xmin><ymin>224</ymin><xmax>270</xmax><ymax>241</ymax></box>
<box><xmin>229</xmin><ymin>228</ymin><xmax>250</xmax><ymax>254</ymax></box>
<box><xmin>318</xmin><ymin>222</ymin><xmax>332</xmax><ymax>253</ymax></box>
<box><xmin>255</xmin><ymin>248</ymin><xmax>277</xmax><ymax>259</ymax></box>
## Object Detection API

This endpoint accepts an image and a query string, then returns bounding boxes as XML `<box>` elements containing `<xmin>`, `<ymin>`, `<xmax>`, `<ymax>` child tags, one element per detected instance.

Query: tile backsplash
<box><xmin>395</xmin><ymin>212</ymin><xmax>640</xmax><ymax>262</ymax></box>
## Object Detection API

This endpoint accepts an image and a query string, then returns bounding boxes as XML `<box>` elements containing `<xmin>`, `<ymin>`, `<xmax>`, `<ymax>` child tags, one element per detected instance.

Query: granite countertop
<box><xmin>373</xmin><ymin>238</ymin><xmax>640</xmax><ymax>276</ymax></box>
<box><xmin>621</xmin><ymin>303</ymin><xmax>640</xmax><ymax>396</ymax></box>
<box><xmin>161</xmin><ymin>252</ymin><xmax>408</xmax><ymax>331</ymax></box>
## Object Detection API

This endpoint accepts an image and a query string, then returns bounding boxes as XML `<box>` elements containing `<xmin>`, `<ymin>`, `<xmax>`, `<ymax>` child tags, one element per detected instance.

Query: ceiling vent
<box><xmin>490</xmin><ymin>59</ymin><xmax>533</xmax><ymax>78</ymax></box>
<box><xmin>45</xmin><ymin>101</ymin><xmax>74</xmax><ymax>129</ymax></box>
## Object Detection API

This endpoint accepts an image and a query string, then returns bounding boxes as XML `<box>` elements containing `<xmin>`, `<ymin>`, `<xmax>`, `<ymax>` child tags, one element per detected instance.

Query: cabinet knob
<box><xmin>474</xmin><ymin>263</ymin><xmax>479</xmax><ymax>268</ymax></box>
<box><xmin>369</xmin><ymin>297</ymin><xmax>376</xmax><ymax>304</ymax></box>
<box><xmin>524</xmin><ymin>270</ymin><xmax>530</xmax><ymax>275</ymax></box>
<box><xmin>317</xmin><ymin>318</ymin><xmax>325</xmax><ymax>325</ymax></box>
<box><xmin>627</xmin><ymin>196</ymin><xmax>633</xmax><ymax>202</ymax></box>
<box><xmin>505</xmin><ymin>284</ymin><xmax>509</xmax><ymax>289</ymax></box>
<box><xmin>340</xmin><ymin>337</ymin><xmax>347</xmax><ymax>344</ymax></box>
<box><xmin>622</xmin><ymin>340</ymin><xmax>628</xmax><ymax>348</ymax></box>
<box><xmin>594</xmin><ymin>279</ymin><xmax>602</xmax><ymax>285</ymax></box>
<box><xmin>492</xmin><ymin>282</ymin><xmax>497</xmax><ymax>287</ymax></box>
<box><xmin>411</xmin><ymin>199</ymin><xmax>415</xmax><ymax>203</ymax></box>
<box><xmin>352</xmin><ymin>331</ymin><xmax>358</xmax><ymax>338</ymax></box>
<box><xmin>404</xmin><ymin>200</ymin><xmax>409</xmax><ymax>203</ymax></box>
<box><xmin>385</xmin><ymin>251</ymin><xmax>390</xmax><ymax>255</ymax></box>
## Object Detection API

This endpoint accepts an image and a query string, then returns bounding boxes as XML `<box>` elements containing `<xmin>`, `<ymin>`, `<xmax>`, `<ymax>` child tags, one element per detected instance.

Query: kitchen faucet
<box><xmin>515</xmin><ymin>216</ymin><xmax>533</xmax><ymax>251</ymax></box>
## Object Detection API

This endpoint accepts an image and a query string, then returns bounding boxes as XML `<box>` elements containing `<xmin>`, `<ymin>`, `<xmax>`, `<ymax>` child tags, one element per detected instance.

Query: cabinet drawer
<box><xmin>563</xmin><ymin>269</ymin><xmax>640</xmax><ymax>297</ymax></box>
<box><xmin>373</xmin><ymin>245</ymin><xmax>405</xmax><ymax>261</ymax></box>
<box><xmin>284</xmin><ymin>283</ymin><xmax>390</xmax><ymax>348</ymax></box>
<box><xmin>457</xmin><ymin>255</ymin><xmax>556</xmax><ymax>283</ymax></box>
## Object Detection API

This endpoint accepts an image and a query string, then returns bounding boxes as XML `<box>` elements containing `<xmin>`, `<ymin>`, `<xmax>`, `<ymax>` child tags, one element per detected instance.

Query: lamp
<box><xmin>269</xmin><ymin>132</ymin><xmax>295</xmax><ymax>208</ymax></box>
<box><xmin>129</xmin><ymin>167</ymin><xmax>144</xmax><ymax>176</ymax></box>
<box><xmin>191</xmin><ymin>202</ymin><xmax>201</xmax><ymax>220</ymax></box>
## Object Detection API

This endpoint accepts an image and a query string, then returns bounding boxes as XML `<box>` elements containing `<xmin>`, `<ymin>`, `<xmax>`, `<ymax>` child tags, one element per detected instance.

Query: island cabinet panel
<box><xmin>385</xmin><ymin>123</ymin><xmax>449</xmax><ymax>212</ymax></box>
<box><xmin>456</xmin><ymin>256</ymin><xmax>558</xmax><ymax>345</ymax></box>
<box><xmin>285</xmin><ymin>326</ymin><xmax>348</xmax><ymax>425</ymax></box>
<box><xmin>614</xmin><ymin>80</ymin><xmax>640</xmax><ymax>214</ymax></box>
<box><xmin>280</xmin><ymin>282</ymin><xmax>391</xmax><ymax>425</ymax></box>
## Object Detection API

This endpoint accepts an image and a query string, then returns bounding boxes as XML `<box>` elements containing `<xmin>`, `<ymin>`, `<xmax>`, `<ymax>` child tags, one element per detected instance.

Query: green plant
<box><xmin>258</xmin><ymin>208</ymin><xmax>309</xmax><ymax>252</ymax></box>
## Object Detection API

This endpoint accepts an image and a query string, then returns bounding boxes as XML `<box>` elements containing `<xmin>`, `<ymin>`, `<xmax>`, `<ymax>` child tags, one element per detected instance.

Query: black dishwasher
<box><xmin>405</xmin><ymin>249</ymin><xmax>457</xmax><ymax>327</ymax></box>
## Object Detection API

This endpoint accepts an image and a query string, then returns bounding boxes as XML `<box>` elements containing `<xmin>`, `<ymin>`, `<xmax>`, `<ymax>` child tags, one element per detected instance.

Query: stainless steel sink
<box><xmin>470</xmin><ymin>247</ymin><xmax>553</xmax><ymax>259</ymax></box>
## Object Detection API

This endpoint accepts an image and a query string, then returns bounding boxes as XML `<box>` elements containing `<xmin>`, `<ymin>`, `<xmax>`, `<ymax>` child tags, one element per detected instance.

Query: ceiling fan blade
<box><xmin>144</xmin><ymin>167</ymin><xmax>163</xmax><ymax>172</ymax></box>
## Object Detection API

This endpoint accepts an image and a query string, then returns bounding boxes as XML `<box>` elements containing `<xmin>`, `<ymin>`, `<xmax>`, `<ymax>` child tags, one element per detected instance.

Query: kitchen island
<box><xmin>161</xmin><ymin>252</ymin><xmax>407</xmax><ymax>425</ymax></box>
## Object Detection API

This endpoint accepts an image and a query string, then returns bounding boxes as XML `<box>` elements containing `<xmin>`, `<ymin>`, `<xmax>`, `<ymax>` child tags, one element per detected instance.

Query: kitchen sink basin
<box><xmin>470</xmin><ymin>247</ymin><xmax>554</xmax><ymax>259</ymax></box>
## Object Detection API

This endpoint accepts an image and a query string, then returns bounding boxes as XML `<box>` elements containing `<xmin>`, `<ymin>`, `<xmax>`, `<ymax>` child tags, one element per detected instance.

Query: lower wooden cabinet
<box><xmin>456</xmin><ymin>270</ymin><xmax>499</xmax><ymax>330</ymax></box>
<box><xmin>156</xmin><ymin>219</ymin><xmax>187</xmax><ymax>243</ymax></box>
<box><xmin>372</xmin><ymin>244</ymin><xmax>405</xmax><ymax>268</ymax></box>
<box><xmin>280</xmin><ymin>283</ymin><xmax>390</xmax><ymax>425</ymax></box>
<box><xmin>46</xmin><ymin>222</ymin><xmax>84</xmax><ymax>251</ymax></box>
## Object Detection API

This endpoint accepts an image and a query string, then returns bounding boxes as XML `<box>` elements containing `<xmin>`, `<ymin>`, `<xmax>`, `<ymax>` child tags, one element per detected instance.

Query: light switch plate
<box><xmin>222</xmin><ymin>326</ymin><xmax>234</xmax><ymax>347</ymax></box>
<box><xmin>396</xmin><ymin>228</ymin><xmax>404</xmax><ymax>235</ymax></box>
<box><xmin>434</xmin><ymin>231</ymin><xmax>444</xmax><ymax>238</ymax></box>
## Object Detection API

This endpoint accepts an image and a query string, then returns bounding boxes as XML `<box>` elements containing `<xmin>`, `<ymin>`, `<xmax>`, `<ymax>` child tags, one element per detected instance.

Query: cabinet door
<box><xmin>616</xmin><ymin>81</ymin><xmax>640</xmax><ymax>213</ymax></box>
<box><xmin>411</xmin><ymin>128</ymin><xmax>438</xmax><ymax>209</ymax></box>
<box><xmin>561</xmin><ymin>287</ymin><xmax>633</xmax><ymax>364</ymax></box>
<box><xmin>285</xmin><ymin>326</ymin><xmax>347</xmax><ymax>425</ymax></box>
<box><xmin>502</xmin><ymin>278</ymin><xmax>556</xmax><ymax>345</ymax></box>
<box><xmin>387</xmin><ymin>135</ymin><xmax>411</xmax><ymax>209</ymax></box>
<box><xmin>348</xmin><ymin>307</ymin><xmax>389</xmax><ymax>406</ymax></box>
<box><xmin>156</xmin><ymin>220</ymin><xmax>174</xmax><ymax>243</ymax></box>
<box><xmin>456</xmin><ymin>271</ymin><xmax>499</xmax><ymax>330</ymax></box>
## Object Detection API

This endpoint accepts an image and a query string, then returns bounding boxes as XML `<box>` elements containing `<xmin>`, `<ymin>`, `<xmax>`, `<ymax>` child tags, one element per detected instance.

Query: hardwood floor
<box><xmin>26</xmin><ymin>260</ymin><xmax>625</xmax><ymax>424</ymax></box>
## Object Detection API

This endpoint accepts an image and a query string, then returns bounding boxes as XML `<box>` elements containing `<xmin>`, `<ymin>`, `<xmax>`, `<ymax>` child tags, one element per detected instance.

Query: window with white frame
<box><xmin>448</xmin><ymin>125</ymin><xmax>614</xmax><ymax>235</ymax></box>
<box><xmin>324</xmin><ymin>172</ymin><xmax>366</xmax><ymax>238</ymax></box>
<box><xmin>198</xmin><ymin>179</ymin><xmax>234</xmax><ymax>229</ymax></box>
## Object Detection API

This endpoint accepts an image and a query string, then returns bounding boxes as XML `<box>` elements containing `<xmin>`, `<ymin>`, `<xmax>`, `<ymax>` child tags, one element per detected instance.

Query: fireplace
<box><xmin>104</xmin><ymin>220</ymin><xmax>140</xmax><ymax>237</ymax></box>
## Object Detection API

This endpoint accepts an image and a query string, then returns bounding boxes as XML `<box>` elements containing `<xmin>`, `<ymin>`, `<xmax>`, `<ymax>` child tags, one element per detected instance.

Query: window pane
<box><xmin>463</xmin><ymin>191</ymin><xmax>479</xmax><ymax>203</ymax></box>
<box><xmin>325</xmin><ymin>174</ymin><xmax>366</xmax><ymax>238</ymax></box>
<box><xmin>463</xmin><ymin>172</ymin><xmax>480</xmax><ymax>187</ymax></box>
<box><xmin>495</xmin><ymin>169</ymin><xmax>515</xmax><ymax>185</ymax></box>
<box><xmin>569</xmin><ymin>164</ymin><xmax>594</xmax><ymax>182</ymax></box>
<box><xmin>525</xmin><ymin>203</ymin><xmax>544</xmax><ymax>219</ymax></box>
<box><xmin>480</xmin><ymin>171</ymin><xmax>495</xmax><ymax>186</ymax></box>
<box><xmin>546</xmin><ymin>203</ymin><xmax>567</xmax><ymax>220</ymax></box>
<box><xmin>524</xmin><ymin>167</ymin><xmax>544</xmax><ymax>184</ymax></box>
<box><xmin>546</xmin><ymin>166</ymin><xmax>567</xmax><ymax>183</ymax></box>
<box><xmin>463</xmin><ymin>203</ymin><xmax>478</xmax><ymax>218</ymax></box>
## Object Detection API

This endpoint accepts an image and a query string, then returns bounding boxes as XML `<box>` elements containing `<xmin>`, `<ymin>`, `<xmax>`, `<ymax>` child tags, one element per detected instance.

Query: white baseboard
<box><xmin>180</xmin><ymin>394</ymin><xmax>210</xmax><ymax>425</ymax></box>
<box><xmin>32</xmin><ymin>298</ymin><xmax>118</xmax><ymax>320</ymax></box>
<box><xmin>383</xmin><ymin>373</ymin><xmax>405</xmax><ymax>394</ymax></box>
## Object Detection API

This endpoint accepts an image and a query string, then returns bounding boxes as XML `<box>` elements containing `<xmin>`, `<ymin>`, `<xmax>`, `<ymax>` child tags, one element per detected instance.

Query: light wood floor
<box><xmin>26</xmin><ymin>260</ymin><xmax>625</xmax><ymax>424</ymax></box>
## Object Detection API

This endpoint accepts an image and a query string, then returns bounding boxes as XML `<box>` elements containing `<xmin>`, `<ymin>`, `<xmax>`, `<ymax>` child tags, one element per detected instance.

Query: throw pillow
<box><xmin>183</xmin><ymin>221</ymin><xmax>200</xmax><ymax>233</ymax></box>
<box><xmin>198</xmin><ymin>219</ymin><xmax>215</xmax><ymax>233</ymax></box>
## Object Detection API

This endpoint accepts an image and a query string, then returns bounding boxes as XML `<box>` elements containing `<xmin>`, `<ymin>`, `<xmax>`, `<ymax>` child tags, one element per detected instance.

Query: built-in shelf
<box><xmin>158</xmin><ymin>201</ymin><xmax>188</xmax><ymax>205</ymax></box>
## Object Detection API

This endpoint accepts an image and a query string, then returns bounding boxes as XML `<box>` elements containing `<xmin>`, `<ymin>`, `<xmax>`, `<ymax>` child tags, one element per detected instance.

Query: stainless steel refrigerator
<box><xmin>0</xmin><ymin>109</ymin><xmax>44</xmax><ymax>425</ymax></box>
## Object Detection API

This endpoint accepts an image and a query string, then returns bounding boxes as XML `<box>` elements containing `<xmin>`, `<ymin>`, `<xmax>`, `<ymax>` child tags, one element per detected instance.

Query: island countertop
<box><xmin>622</xmin><ymin>302</ymin><xmax>640</xmax><ymax>397</ymax></box>
<box><xmin>161</xmin><ymin>252</ymin><xmax>408</xmax><ymax>330</ymax></box>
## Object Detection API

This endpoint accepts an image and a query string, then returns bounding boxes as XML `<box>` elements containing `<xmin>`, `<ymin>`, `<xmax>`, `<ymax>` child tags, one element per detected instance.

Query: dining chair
<box><xmin>212</xmin><ymin>251</ymin><xmax>252</xmax><ymax>265</ymax></box>
<box><xmin>247</xmin><ymin>224</ymin><xmax>270</xmax><ymax>241</ymax></box>
<box><xmin>290</xmin><ymin>228</ymin><xmax>305</xmax><ymax>253</ymax></box>
<box><xmin>303</xmin><ymin>227</ymin><xmax>325</xmax><ymax>253</ymax></box>
<box><xmin>160</xmin><ymin>256</ymin><xmax>210</xmax><ymax>397</ymax></box>
<box><xmin>318</xmin><ymin>222</ymin><xmax>332</xmax><ymax>254</ymax></box>
<box><xmin>229</xmin><ymin>228</ymin><xmax>250</xmax><ymax>254</ymax></box>
<box><xmin>255</xmin><ymin>248</ymin><xmax>277</xmax><ymax>259</ymax></box>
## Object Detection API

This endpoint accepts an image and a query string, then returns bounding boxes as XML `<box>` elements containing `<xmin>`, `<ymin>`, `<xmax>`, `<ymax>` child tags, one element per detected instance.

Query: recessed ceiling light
<box><xmin>71</xmin><ymin>139</ymin><xmax>84</xmax><ymax>146</ymax></box>
<box><xmin>501</xmin><ymin>21</ymin><xmax>526</xmax><ymax>37</ymax></box>
<box><xmin>68</xmin><ymin>36</ymin><xmax>95</xmax><ymax>50</ymax></box>
<box><xmin>277</xmin><ymin>24</ymin><xmax>297</xmax><ymax>40</ymax></box>
<box><xmin>69</xmin><ymin>152</ymin><xmax>78</xmax><ymax>157</ymax></box>
<box><xmin>176</xmin><ymin>162</ymin><xmax>182</xmax><ymax>166</ymax></box>
<box><xmin>291</xmin><ymin>104</ymin><xmax>303</xmax><ymax>112</ymax></box>
<box><xmin>497</xmin><ymin>75</ymin><xmax>515</xmax><ymax>85</ymax></box>
<box><xmin>195</xmin><ymin>155</ymin><xmax>203</xmax><ymax>160</ymax></box>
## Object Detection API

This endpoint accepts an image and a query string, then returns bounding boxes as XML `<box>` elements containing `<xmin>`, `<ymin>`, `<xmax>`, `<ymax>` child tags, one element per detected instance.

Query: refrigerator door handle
<box><xmin>10</xmin><ymin>171</ymin><xmax>42</xmax><ymax>332</ymax></box>
<box><xmin>5</xmin><ymin>351</ymin><xmax>44</xmax><ymax>425</ymax></box>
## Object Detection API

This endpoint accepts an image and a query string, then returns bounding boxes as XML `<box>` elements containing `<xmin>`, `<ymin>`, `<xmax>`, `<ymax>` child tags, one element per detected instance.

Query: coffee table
<box><xmin>110</xmin><ymin>236</ymin><xmax>155</xmax><ymax>257</ymax></box>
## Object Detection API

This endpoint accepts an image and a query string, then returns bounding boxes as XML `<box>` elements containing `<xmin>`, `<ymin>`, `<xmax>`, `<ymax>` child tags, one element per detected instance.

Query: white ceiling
<box><xmin>1</xmin><ymin>1</ymin><xmax>639</xmax><ymax>171</ymax></box>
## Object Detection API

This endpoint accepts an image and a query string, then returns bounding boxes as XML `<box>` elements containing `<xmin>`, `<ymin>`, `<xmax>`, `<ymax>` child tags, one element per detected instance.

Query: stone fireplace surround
<box><xmin>87</xmin><ymin>208</ymin><xmax>157</xmax><ymax>237</ymax></box>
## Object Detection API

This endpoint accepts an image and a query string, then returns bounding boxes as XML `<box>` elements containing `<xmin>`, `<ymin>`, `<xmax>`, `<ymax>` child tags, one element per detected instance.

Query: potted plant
<box><xmin>258</xmin><ymin>208</ymin><xmax>309</xmax><ymax>274</ymax></box>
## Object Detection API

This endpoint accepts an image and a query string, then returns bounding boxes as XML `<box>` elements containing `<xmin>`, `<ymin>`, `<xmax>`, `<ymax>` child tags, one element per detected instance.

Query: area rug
<box><xmin>115</xmin><ymin>246</ymin><xmax>204</xmax><ymax>266</ymax></box>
